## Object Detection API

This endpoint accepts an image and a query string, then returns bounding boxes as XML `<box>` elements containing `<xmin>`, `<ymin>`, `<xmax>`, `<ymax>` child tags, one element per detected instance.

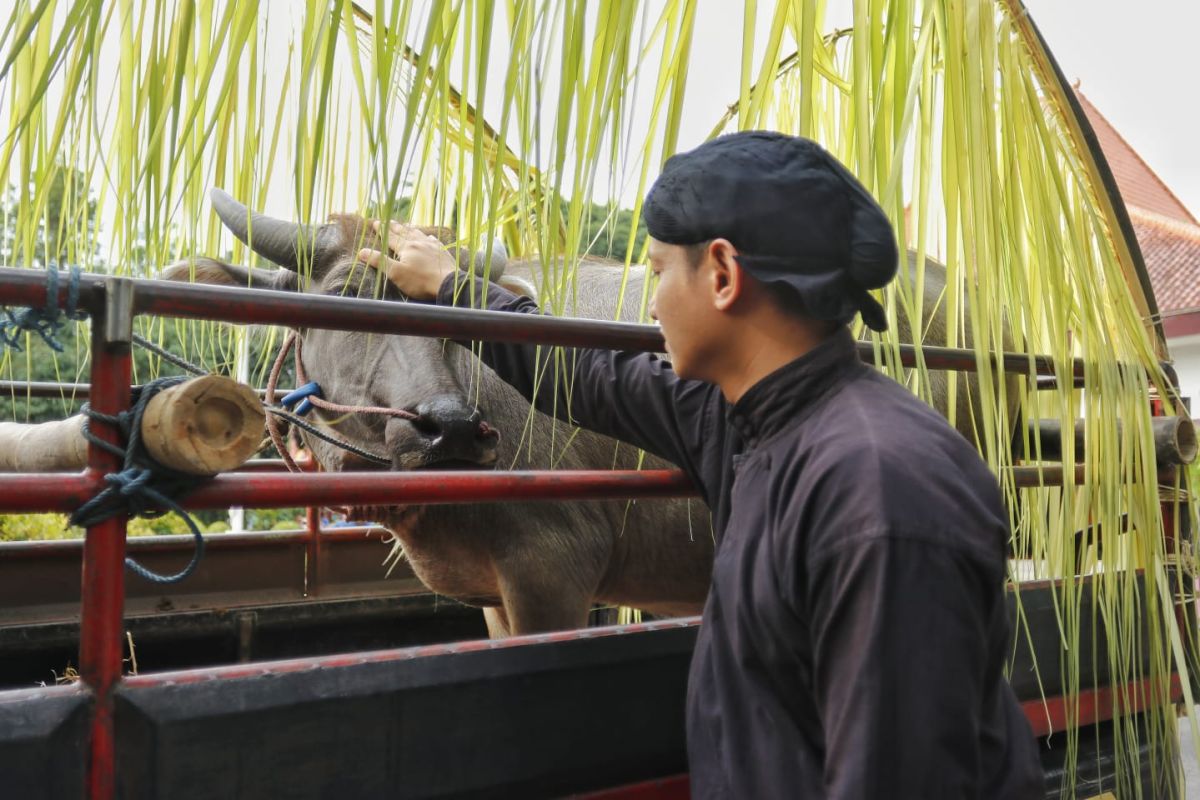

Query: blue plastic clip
<box><xmin>280</xmin><ymin>381</ymin><xmax>323</xmax><ymax>416</ymax></box>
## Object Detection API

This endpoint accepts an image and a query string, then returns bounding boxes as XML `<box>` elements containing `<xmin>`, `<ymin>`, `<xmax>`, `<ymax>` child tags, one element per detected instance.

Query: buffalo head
<box><xmin>163</xmin><ymin>189</ymin><xmax>517</xmax><ymax>476</ymax></box>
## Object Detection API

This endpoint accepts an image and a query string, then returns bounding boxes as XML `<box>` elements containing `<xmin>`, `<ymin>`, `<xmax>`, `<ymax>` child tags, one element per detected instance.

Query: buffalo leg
<box><xmin>493</xmin><ymin>572</ymin><xmax>592</xmax><ymax>636</ymax></box>
<box><xmin>483</xmin><ymin>606</ymin><xmax>513</xmax><ymax>638</ymax></box>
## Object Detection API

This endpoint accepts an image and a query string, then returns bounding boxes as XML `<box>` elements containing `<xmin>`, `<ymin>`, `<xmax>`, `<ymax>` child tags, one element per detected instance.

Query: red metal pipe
<box><xmin>0</xmin><ymin>267</ymin><xmax>107</xmax><ymax>313</ymax></box>
<box><xmin>0</xmin><ymin>267</ymin><xmax>1086</xmax><ymax>377</ymax></box>
<box><xmin>0</xmin><ymin>470</ymin><xmax>699</xmax><ymax>513</ymax></box>
<box><xmin>0</xmin><ymin>473</ymin><xmax>103</xmax><ymax>510</ymax></box>
<box><xmin>1022</xmin><ymin>674</ymin><xmax>1183</xmax><ymax>738</ymax></box>
<box><xmin>0</xmin><ymin>464</ymin><xmax>1092</xmax><ymax>516</ymax></box>
<box><xmin>79</xmin><ymin>317</ymin><xmax>132</xmax><ymax>800</ymax></box>
<box><xmin>127</xmin><ymin>282</ymin><xmax>1077</xmax><ymax>377</ymax></box>
<box><xmin>304</xmin><ymin>507</ymin><xmax>321</xmax><ymax>597</ymax></box>
<box><xmin>0</xmin><ymin>525</ymin><xmax>386</xmax><ymax>559</ymax></box>
<box><xmin>184</xmin><ymin>469</ymin><xmax>699</xmax><ymax>508</ymax></box>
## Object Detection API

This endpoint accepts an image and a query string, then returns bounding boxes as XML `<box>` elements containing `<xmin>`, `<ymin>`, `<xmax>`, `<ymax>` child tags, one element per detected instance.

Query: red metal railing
<box><xmin>0</xmin><ymin>266</ymin><xmax>1186</xmax><ymax>799</ymax></box>
<box><xmin>0</xmin><ymin>267</ymin><xmax>1103</xmax><ymax>376</ymax></box>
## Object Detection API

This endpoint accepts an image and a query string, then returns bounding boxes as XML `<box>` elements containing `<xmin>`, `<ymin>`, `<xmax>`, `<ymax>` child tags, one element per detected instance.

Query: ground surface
<box><xmin>1180</xmin><ymin>719</ymin><xmax>1200</xmax><ymax>800</ymax></box>
<box><xmin>1183</xmin><ymin>718</ymin><xmax>1200</xmax><ymax>798</ymax></box>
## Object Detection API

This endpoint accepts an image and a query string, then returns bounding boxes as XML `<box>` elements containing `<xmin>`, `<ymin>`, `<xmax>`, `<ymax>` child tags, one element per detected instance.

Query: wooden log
<box><xmin>0</xmin><ymin>417</ymin><xmax>89</xmax><ymax>472</ymax></box>
<box><xmin>0</xmin><ymin>375</ymin><xmax>265</xmax><ymax>475</ymax></box>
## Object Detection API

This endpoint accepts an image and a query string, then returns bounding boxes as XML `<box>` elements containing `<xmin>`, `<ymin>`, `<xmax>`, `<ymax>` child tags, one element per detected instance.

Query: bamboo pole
<box><xmin>1028</xmin><ymin>417</ymin><xmax>1198</xmax><ymax>466</ymax></box>
<box><xmin>0</xmin><ymin>375</ymin><xmax>264</xmax><ymax>475</ymax></box>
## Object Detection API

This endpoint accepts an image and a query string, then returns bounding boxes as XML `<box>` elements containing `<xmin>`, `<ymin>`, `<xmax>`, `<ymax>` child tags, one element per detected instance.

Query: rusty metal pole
<box><xmin>305</xmin><ymin>507</ymin><xmax>321</xmax><ymax>597</ymax></box>
<box><xmin>79</xmin><ymin>278</ymin><xmax>134</xmax><ymax>800</ymax></box>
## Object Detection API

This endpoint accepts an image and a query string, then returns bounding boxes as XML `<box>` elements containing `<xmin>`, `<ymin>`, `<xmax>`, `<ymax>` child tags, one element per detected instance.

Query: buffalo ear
<box><xmin>471</xmin><ymin>238</ymin><xmax>509</xmax><ymax>281</ymax></box>
<box><xmin>159</xmin><ymin>257</ymin><xmax>299</xmax><ymax>292</ymax></box>
<box><xmin>415</xmin><ymin>227</ymin><xmax>508</xmax><ymax>281</ymax></box>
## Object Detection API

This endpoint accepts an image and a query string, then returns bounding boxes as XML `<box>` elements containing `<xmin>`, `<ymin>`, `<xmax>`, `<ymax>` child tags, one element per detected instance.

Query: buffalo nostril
<box><xmin>410</xmin><ymin>399</ymin><xmax>495</xmax><ymax>448</ymax></box>
<box><xmin>410</xmin><ymin>413</ymin><xmax>441</xmax><ymax>437</ymax></box>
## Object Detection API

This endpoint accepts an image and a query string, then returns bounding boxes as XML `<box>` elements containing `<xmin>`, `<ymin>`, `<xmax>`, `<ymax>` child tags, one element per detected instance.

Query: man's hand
<box><xmin>358</xmin><ymin>220</ymin><xmax>457</xmax><ymax>301</ymax></box>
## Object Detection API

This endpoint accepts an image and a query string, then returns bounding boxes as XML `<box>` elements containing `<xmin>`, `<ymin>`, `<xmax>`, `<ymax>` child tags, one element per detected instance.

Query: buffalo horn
<box><xmin>210</xmin><ymin>188</ymin><xmax>342</xmax><ymax>272</ymax></box>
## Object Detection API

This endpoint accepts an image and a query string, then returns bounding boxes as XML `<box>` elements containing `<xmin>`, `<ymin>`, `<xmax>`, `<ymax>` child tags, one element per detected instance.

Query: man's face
<box><xmin>648</xmin><ymin>237</ymin><xmax>715</xmax><ymax>380</ymax></box>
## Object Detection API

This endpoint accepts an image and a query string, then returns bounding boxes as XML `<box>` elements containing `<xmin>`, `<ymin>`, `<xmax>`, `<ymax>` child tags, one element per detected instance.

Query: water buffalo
<box><xmin>162</xmin><ymin>189</ymin><xmax>1012</xmax><ymax>636</ymax></box>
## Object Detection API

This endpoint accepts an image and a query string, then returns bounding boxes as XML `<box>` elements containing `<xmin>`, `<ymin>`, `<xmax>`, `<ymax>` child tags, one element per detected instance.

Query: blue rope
<box><xmin>280</xmin><ymin>381</ymin><xmax>323</xmax><ymax>416</ymax></box>
<box><xmin>0</xmin><ymin>269</ymin><xmax>203</xmax><ymax>583</ymax></box>
<box><xmin>0</xmin><ymin>265</ymin><xmax>87</xmax><ymax>353</ymax></box>
<box><xmin>71</xmin><ymin>376</ymin><xmax>207</xmax><ymax>584</ymax></box>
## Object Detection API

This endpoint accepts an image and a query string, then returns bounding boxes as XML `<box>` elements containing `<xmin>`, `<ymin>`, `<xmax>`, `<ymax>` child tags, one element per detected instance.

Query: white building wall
<box><xmin>1167</xmin><ymin>332</ymin><xmax>1200</xmax><ymax>413</ymax></box>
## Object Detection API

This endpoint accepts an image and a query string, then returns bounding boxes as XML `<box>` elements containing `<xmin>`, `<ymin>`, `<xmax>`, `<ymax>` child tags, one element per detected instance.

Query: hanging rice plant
<box><xmin>1</xmin><ymin>1</ymin><xmax>1194</xmax><ymax>794</ymax></box>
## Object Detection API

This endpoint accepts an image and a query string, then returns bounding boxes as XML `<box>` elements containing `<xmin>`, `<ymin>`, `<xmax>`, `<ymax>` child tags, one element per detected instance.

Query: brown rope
<box><xmin>265</xmin><ymin>332</ymin><xmax>457</xmax><ymax>473</ymax></box>
<box><xmin>265</xmin><ymin>332</ymin><xmax>303</xmax><ymax>473</ymax></box>
<box><xmin>292</xmin><ymin>336</ymin><xmax>421</xmax><ymax>422</ymax></box>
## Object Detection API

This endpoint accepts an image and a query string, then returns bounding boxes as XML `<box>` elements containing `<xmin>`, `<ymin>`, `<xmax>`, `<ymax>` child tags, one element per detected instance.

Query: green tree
<box><xmin>2</xmin><ymin>166</ymin><xmax>101</xmax><ymax>268</ymax></box>
<box><xmin>577</xmin><ymin>201</ymin><xmax>647</xmax><ymax>262</ymax></box>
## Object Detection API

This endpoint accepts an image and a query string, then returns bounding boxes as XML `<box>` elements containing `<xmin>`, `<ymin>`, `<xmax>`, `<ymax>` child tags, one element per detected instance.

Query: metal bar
<box><xmin>0</xmin><ymin>267</ymin><xmax>107</xmax><ymax>315</ymax></box>
<box><xmin>1021</xmin><ymin>674</ymin><xmax>1183</xmax><ymax>738</ymax></box>
<box><xmin>1036</xmin><ymin>375</ymin><xmax>1086</xmax><ymax>391</ymax></box>
<box><xmin>0</xmin><ymin>464</ymin><xmax>1108</xmax><ymax>516</ymax></box>
<box><xmin>0</xmin><ymin>267</ymin><xmax>1099</xmax><ymax>378</ymax></box>
<box><xmin>0</xmin><ymin>380</ymin><xmax>272</xmax><ymax>401</ymax></box>
<box><xmin>0</xmin><ymin>473</ymin><xmax>103</xmax><ymax>510</ymax></box>
<box><xmin>79</xmin><ymin>291</ymin><xmax>133</xmax><ymax>800</ymax></box>
<box><xmin>0</xmin><ymin>526</ymin><xmax>385</xmax><ymax>559</ymax></box>
<box><xmin>109</xmin><ymin>604</ymin><xmax>1181</xmax><ymax>741</ymax></box>
<box><xmin>1026</xmin><ymin>417</ymin><xmax>1197</xmax><ymax>465</ymax></box>
<box><xmin>304</xmin><ymin>507</ymin><xmax>321</xmax><ymax>597</ymax></box>
<box><xmin>0</xmin><ymin>470</ymin><xmax>699</xmax><ymax>513</ymax></box>
<box><xmin>0</xmin><ymin>373</ymin><xmax>1095</xmax><ymax>400</ymax></box>
<box><xmin>0</xmin><ymin>380</ymin><xmax>92</xmax><ymax>399</ymax></box>
<box><xmin>0</xmin><ymin>372</ymin><xmax>1101</xmax><ymax>401</ymax></box>
<box><xmin>1011</xmin><ymin>465</ymin><xmax>1084</xmax><ymax>488</ymax></box>
<box><xmin>120</xmin><ymin>616</ymin><xmax>702</xmax><ymax>687</ymax></box>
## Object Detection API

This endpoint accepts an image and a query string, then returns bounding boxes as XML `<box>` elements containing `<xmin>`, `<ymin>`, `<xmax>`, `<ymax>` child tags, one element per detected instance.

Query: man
<box><xmin>359</xmin><ymin>131</ymin><xmax>1042</xmax><ymax>798</ymax></box>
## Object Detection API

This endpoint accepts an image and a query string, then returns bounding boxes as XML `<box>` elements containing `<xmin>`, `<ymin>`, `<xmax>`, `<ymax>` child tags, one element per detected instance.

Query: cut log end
<box><xmin>142</xmin><ymin>375</ymin><xmax>266</xmax><ymax>475</ymax></box>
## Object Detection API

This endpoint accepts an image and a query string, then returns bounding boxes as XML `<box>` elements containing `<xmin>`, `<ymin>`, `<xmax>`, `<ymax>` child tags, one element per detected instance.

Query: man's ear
<box><xmin>707</xmin><ymin>239</ymin><xmax>744</xmax><ymax>312</ymax></box>
<box><xmin>159</xmin><ymin>257</ymin><xmax>300</xmax><ymax>292</ymax></box>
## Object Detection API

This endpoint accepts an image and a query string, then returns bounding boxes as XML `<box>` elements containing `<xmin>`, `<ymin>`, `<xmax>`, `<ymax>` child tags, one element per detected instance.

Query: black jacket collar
<box><xmin>726</xmin><ymin>327</ymin><xmax>861</xmax><ymax>447</ymax></box>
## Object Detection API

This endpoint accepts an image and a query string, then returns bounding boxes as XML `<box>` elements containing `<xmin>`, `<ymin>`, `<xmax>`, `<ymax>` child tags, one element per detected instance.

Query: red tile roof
<box><xmin>1130</xmin><ymin>207</ymin><xmax>1200</xmax><ymax>317</ymax></box>
<box><xmin>1075</xmin><ymin>91</ymin><xmax>1198</xmax><ymax>225</ymax></box>
<box><xmin>1073</xmin><ymin>90</ymin><xmax>1200</xmax><ymax>333</ymax></box>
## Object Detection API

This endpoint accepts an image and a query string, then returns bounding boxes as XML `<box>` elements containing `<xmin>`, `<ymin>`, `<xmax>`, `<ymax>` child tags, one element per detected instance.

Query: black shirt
<box><xmin>439</xmin><ymin>276</ymin><xmax>1042</xmax><ymax>798</ymax></box>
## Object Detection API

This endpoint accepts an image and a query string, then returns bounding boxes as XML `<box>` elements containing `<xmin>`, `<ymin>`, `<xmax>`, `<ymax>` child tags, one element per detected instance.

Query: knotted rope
<box><xmin>71</xmin><ymin>376</ymin><xmax>208</xmax><ymax>584</ymax></box>
<box><xmin>0</xmin><ymin>266</ymin><xmax>87</xmax><ymax>353</ymax></box>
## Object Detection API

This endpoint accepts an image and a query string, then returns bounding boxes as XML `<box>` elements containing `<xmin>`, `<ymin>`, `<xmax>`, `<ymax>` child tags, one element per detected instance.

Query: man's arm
<box><xmin>439</xmin><ymin>273</ymin><xmax>718</xmax><ymax>472</ymax></box>
<box><xmin>359</xmin><ymin>224</ymin><xmax>719</xmax><ymax>476</ymax></box>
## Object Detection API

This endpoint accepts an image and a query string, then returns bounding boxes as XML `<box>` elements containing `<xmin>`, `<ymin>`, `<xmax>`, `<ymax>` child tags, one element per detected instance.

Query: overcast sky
<box><xmin>607</xmin><ymin>2</ymin><xmax>1200</xmax><ymax>218</ymax></box>
<box><xmin>21</xmin><ymin>2</ymin><xmax>1196</xmax><ymax>229</ymax></box>
<box><xmin>1022</xmin><ymin>0</ymin><xmax>1200</xmax><ymax>218</ymax></box>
